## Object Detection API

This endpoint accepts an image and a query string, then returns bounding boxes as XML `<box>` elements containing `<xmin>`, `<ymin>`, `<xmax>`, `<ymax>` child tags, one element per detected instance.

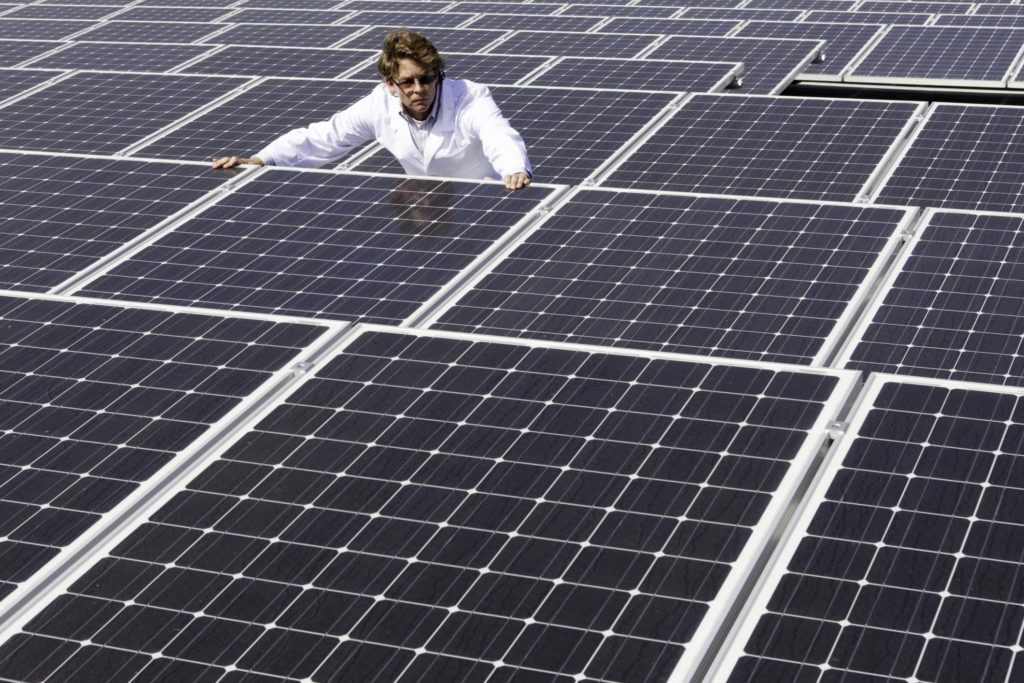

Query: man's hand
<box><xmin>211</xmin><ymin>155</ymin><xmax>264</xmax><ymax>169</ymax></box>
<box><xmin>504</xmin><ymin>171</ymin><xmax>531</xmax><ymax>192</ymax></box>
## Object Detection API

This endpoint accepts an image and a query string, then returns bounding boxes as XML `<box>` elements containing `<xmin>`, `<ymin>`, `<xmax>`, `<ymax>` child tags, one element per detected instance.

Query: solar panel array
<box><xmin>0</xmin><ymin>0</ymin><xmax>1023</xmax><ymax>682</ymax></box>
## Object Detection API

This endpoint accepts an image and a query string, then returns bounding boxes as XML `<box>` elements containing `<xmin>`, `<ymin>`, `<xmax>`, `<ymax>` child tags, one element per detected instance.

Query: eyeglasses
<box><xmin>392</xmin><ymin>73</ymin><xmax>440</xmax><ymax>91</ymax></box>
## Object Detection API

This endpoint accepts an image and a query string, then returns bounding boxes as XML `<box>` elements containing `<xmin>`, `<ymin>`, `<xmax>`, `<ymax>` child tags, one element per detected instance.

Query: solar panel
<box><xmin>0</xmin><ymin>325</ymin><xmax>856</xmax><ymax>683</ymax></box>
<box><xmin>109</xmin><ymin>6</ymin><xmax>232</xmax><ymax>22</ymax></box>
<box><xmin>745</xmin><ymin>0</ymin><xmax>857</xmax><ymax>9</ymax></box>
<box><xmin>464</xmin><ymin>14</ymin><xmax>607</xmax><ymax>32</ymax></box>
<box><xmin>352</xmin><ymin>86</ymin><xmax>676</xmax><ymax>185</ymax></box>
<box><xmin>345</xmin><ymin>10</ymin><xmax>477</xmax><ymax>28</ymax></box>
<box><xmin>73</xmin><ymin>20</ymin><xmax>226</xmax><ymax>43</ymax></box>
<box><xmin>239</xmin><ymin>0</ymin><xmax>342</xmax><ymax>7</ymax></box>
<box><xmin>646</xmin><ymin>35</ymin><xmax>824</xmax><ymax>94</ymax></box>
<box><xmin>346</xmin><ymin>53</ymin><xmax>551</xmax><ymax>85</ymax></box>
<box><xmin>679</xmin><ymin>7</ymin><xmax>806</xmax><ymax>20</ymax></box>
<box><xmin>337</xmin><ymin>26</ymin><xmax>508</xmax><ymax>52</ymax></box>
<box><xmin>525</xmin><ymin>57</ymin><xmax>742</xmax><ymax>93</ymax></box>
<box><xmin>223</xmin><ymin>9</ymin><xmax>354</xmax><ymax>24</ymax></box>
<box><xmin>135</xmin><ymin>0</ymin><xmax>236</xmax><ymax>5</ymax></box>
<box><xmin>858</xmin><ymin>0</ymin><xmax>975</xmax><ymax>13</ymax></box>
<box><xmin>0</xmin><ymin>40</ymin><xmax>67</xmax><ymax>67</ymax></box>
<box><xmin>845</xmin><ymin>25</ymin><xmax>1024</xmax><ymax>87</ymax></box>
<box><xmin>599</xmin><ymin>17</ymin><xmax>744</xmax><ymax>36</ymax></box>
<box><xmin>736</xmin><ymin>21</ymin><xmax>885</xmax><ymax>81</ymax></box>
<box><xmin>179</xmin><ymin>46</ymin><xmax>374</xmax><ymax>78</ymax></box>
<box><xmin>431</xmin><ymin>190</ymin><xmax>913</xmax><ymax>364</ymax></box>
<box><xmin>602</xmin><ymin>94</ymin><xmax>921</xmax><ymax>201</ymax></box>
<box><xmin>934</xmin><ymin>13</ymin><xmax>1024</xmax><ymax>28</ymax></box>
<box><xmin>974</xmin><ymin>3</ymin><xmax>1024</xmax><ymax>15</ymax></box>
<box><xmin>0</xmin><ymin>18</ymin><xmax>93</xmax><ymax>39</ymax></box>
<box><xmin>0</xmin><ymin>291</ymin><xmax>326</xmax><ymax>605</ymax></box>
<box><xmin>449</xmin><ymin>0</ymin><xmax>565</xmax><ymax>11</ymax></box>
<box><xmin>206</xmin><ymin>24</ymin><xmax>362</xmax><ymax>48</ymax></box>
<box><xmin>0</xmin><ymin>71</ymin><xmax>249</xmax><ymax>154</ymax></box>
<box><xmin>840</xmin><ymin>209</ymin><xmax>1024</xmax><ymax>386</ymax></box>
<box><xmin>0</xmin><ymin>67</ymin><xmax>64</xmax><ymax>104</ymax></box>
<box><xmin>713</xmin><ymin>374</ymin><xmax>1024</xmax><ymax>683</ymax></box>
<box><xmin>75</xmin><ymin>171</ymin><xmax>555</xmax><ymax>323</ymax></box>
<box><xmin>875</xmin><ymin>104</ymin><xmax>1024</xmax><ymax>213</ymax></box>
<box><xmin>345</xmin><ymin>0</ymin><xmax>455</xmax><ymax>10</ymax></box>
<box><xmin>804</xmin><ymin>10</ymin><xmax>935</xmax><ymax>25</ymax></box>
<box><xmin>2</xmin><ymin>4</ymin><xmax>119</xmax><ymax>19</ymax></box>
<box><xmin>133</xmin><ymin>78</ymin><xmax>373</xmax><ymax>162</ymax></box>
<box><xmin>487</xmin><ymin>29</ymin><xmax>661</xmax><ymax>58</ymax></box>
<box><xmin>0</xmin><ymin>153</ymin><xmax>233</xmax><ymax>292</ymax></box>
<box><xmin>563</xmin><ymin>3</ymin><xmax>681</xmax><ymax>17</ymax></box>
<box><xmin>22</xmin><ymin>41</ymin><xmax>218</xmax><ymax>72</ymax></box>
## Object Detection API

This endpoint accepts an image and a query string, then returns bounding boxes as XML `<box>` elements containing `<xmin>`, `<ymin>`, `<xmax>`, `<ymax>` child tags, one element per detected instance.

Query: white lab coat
<box><xmin>257</xmin><ymin>78</ymin><xmax>532</xmax><ymax>180</ymax></box>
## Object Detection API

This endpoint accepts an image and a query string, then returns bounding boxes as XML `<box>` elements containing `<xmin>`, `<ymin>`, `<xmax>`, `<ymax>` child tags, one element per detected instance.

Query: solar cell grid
<box><xmin>449</xmin><ymin>0</ymin><xmax>564</xmax><ymax>11</ymax></box>
<box><xmin>487</xmin><ymin>29</ymin><xmax>661</xmax><ymax>58</ymax></box>
<box><xmin>716</xmin><ymin>375</ymin><xmax>1024</xmax><ymax>683</ymax></box>
<box><xmin>842</xmin><ymin>210</ymin><xmax>1024</xmax><ymax>386</ymax></box>
<box><xmin>134</xmin><ymin>78</ymin><xmax>373</xmax><ymax>162</ymax></box>
<box><xmin>858</xmin><ymin>0</ymin><xmax>975</xmax><ymax>13</ymax></box>
<box><xmin>111</xmin><ymin>6</ymin><xmax>234</xmax><ymax>22</ymax></box>
<box><xmin>0</xmin><ymin>71</ymin><xmax>249</xmax><ymax>154</ymax></box>
<box><xmin>337</xmin><ymin>26</ymin><xmax>509</xmax><ymax>52</ymax></box>
<box><xmin>2</xmin><ymin>4</ymin><xmax>120</xmax><ymax>20</ymax></box>
<box><xmin>73</xmin><ymin>20</ymin><xmax>227</xmax><ymax>43</ymax></box>
<box><xmin>678</xmin><ymin>7</ymin><xmax>806</xmax><ymax>20</ymax></box>
<box><xmin>76</xmin><ymin>171</ymin><xmax>555</xmax><ymax>323</ymax></box>
<box><xmin>345</xmin><ymin>10</ymin><xmax>476</xmax><ymax>28</ymax></box>
<box><xmin>0</xmin><ymin>19</ymin><xmax>93</xmax><ymax>39</ymax></box>
<box><xmin>0</xmin><ymin>293</ymin><xmax>325</xmax><ymax>606</ymax></box>
<box><xmin>974</xmin><ymin>3</ymin><xmax>1024</xmax><ymax>15</ymax></box>
<box><xmin>0</xmin><ymin>40</ymin><xmax>67</xmax><ymax>67</ymax></box>
<box><xmin>598</xmin><ymin>17</ymin><xmax>744</xmax><ymax>36</ymax></box>
<box><xmin>736</xmin><ymin>21</ymin><xmax>885</xmax><ymax>79</ymax></box>
<box><xmin>0</xmin><ymin>326</ymin><xmax>853</xmax><ymax>683</ymax></box>
<box><xmin>23</xmin><ymin>41</ymin><xmax>218</xmax><ymax>72</ymax></box>
<box><xmin>240</xmin><ymin>0</ymin><xmax>343</xmax><ymax>8</ymax></box>
<box><xmin>646</xmin><ymin>35</ymin><xmax>823</xmax><ymax>94</ymax></box>
<box><xmin>180</xmin><ymin>45</ymin><xmax>374</xmax><ymax>78</ymax></box>
<box><xmin>205</xmin><ymin>23</ymin><xmax>360</xmax><ymax>48</ymax></box>
<box><xmin>803</xmin><ymin>10</ymin><xmax>934</xmax><ymax>25</ymax></box>
<box><xmin>0</xmin><ymin>153</ymin><xmax>231</xmax><ymax>292</ymax></box>
<box><xmin>846</xmin><ymin>25</ymin><xmax>1024</xmax><ymax>87</ymax></box>
<box><xmin>603</xmin><ymin>94</ymin><xmax>921</xmax><ymax>201</ymax></box>
<box><xmin>463</xmin><ymin>14</ymin><xmax>607</xmax><ymax>32</ymax></box>
<box><xmin>352</xmin><ymin>86</ymin><xmax>676</xmax><ymax>185</ymax></box>
<box><xmin>224</xmin><ymin>8</ymin><xmax>353</xmax><ymax>24</ymax></box>
<box><xmin>745</xmin><ymin>0</ymin><xmax>857</xmax><ymax>9</ymax></box>
<box><xmin>525</xmin><ymin>57</ymin><xmax>741</xmax><ymax>93</ymax></box>
<box><xmin>561</xmin><ymin>4</ymin><xmax>682</xmax><ymax>18</ymax></box>
<box><xmin>432</xmin><ymin>190</ymin><xmax>912</xmax><ymax>364</ymax></box>
<box><xmin>135</xmin><ymin>0</ymin><xmax>238</xmax><ymax>5</ymax></box>
<box><xmin>934</xmin><ymin>14</ymin><xmax>1024</xmax><ymax>27</ymax></box>
<box><xmin>343</xmin><ymin>0</ymin><xmax>456</xmax><ymax>11</ymax></box>
<box><xmin>346</xmin><ymin>52</ymin><xmax>551</xmax><ymax>85</ymax></box>
<box><xmin>875</xmin><ymin>104</ymin><xmax>1024</xmax><ymax>213</ymax></box>
<box><xmin>0</xmin><ymin>67</ymin><xmax>64</xmax><ymax>105</ymax></box>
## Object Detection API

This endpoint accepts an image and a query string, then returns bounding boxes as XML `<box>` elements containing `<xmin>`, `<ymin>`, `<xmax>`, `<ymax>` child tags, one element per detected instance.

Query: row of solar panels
<box><xmin>5</xmin><ymin>17</ymin><xmax>1024</xmax><ymax>86</ymax></box>
<box><xmin>0</xmin><ymin>287</ymin><xmax>1017</xmax><ymax>683</ymax></box>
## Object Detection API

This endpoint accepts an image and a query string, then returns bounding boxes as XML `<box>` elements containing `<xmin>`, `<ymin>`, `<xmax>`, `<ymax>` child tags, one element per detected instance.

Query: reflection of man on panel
<box><xmin>213</xmin><ymin>29</ymin><xmax>533</xmax><ymax>191</ymax></box>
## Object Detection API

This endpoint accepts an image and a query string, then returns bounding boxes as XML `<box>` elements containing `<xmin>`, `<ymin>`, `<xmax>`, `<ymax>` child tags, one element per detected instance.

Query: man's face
<box><xmin>389</xmin><ymin>58</ymin><xmax>438</xmax><ymax>120</ymax></box>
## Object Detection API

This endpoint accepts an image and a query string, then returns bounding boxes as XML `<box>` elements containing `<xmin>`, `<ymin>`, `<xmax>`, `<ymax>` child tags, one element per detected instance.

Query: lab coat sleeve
<box><xmin>256</xmin><ymin>90</ymin><xmax>379</xmax><ymax>168</ymax></box>
<box><xmin>464</xmin><ymin>87</ymin><xmax>532</xmax><ymax>179</ymax></box>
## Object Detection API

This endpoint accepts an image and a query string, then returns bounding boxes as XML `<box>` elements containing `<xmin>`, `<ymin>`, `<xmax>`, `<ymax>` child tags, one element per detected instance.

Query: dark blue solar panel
<box><xmin>0</xmin><ymin>71</ymin><xmax>249</xmax><ymax>154</ymax></box>
<box><xmin>846</xmin><ymin>210</ymin><xmax>1024</xmax><ymax>386</ymax></box>
<box><xmin>207</xmin><ymin>23</ymin><xmax>362</xmax><ymax>47</ymax></box>
<box><xmin>78</xmin><ymin>172</ymin><xmax>554</xmax><ymax>323</ymax></box>
<box><xmin>564</xmin><ymin>3</ymin><xmax>680</xmax><ymax>17</ymax></box>
<box><xmin>934</xmin><ymin>13</ymin><xmax>1024</xmax><ymax>27</ymax></box>
<box><xmin>721</xmin><ymin>377</ymin><xmax>1024</xmax><ymax>683</ymax></box>
<box><xmin>488</xmin><ymin>30</ymin><xmax>661</xmax><ymax>58</ymax></box>
<box><xmin>847</xmin><ymin>26</ymin><xmax>1024</xmax><ymax>85</ymax></box>
<box><xmin>464</xmin><ymin>14</ymin><xmax>606</xmax><ymax>32</ymax></box>
<box><xmin>73</xmin><ymin>20</ymin><xmax>225</xmax><ymax>43</ymax></box>
<box><xmin>858</xmin><ymin>0</ymin><xmax>974</xmax><ymax>13</ymax></box>
<box><xmin>135</xmin><ymin>78</ymin><xmax>372</xmax><ymax>163</ymax></box>
<box><xmin>0</xmin><ymin>293</ymin><xmax>325</xmax><ymax>603</ymax></box>
<box><xmin>804</xmin><ymin>10</ymin><xmax>934</xmax><ymax>24</ymax></box>
<box><xmin>352</xmin><ymin>86</ymin><xmax>676</xmax><ymax>185</ymax></box>
<box><xmin>346</xmin><ymin>53</ymin><xmax>551</xmax><ymax>85</ymax></box>
<box><xmin>0</xmin><ymin>153</ymin><xmax>230</xmax><ymax>292</ymax></box>
<box><xmin>527</xmin><ymin>57</ymin><xmax>740</xmax><ymax>92</ymax></box>
<box><xmin>0</xmin><ymin>68</ymin><xmax>64</xmax><ymax>103</ymax></box>
<box><xmin>876</xmin><ymin>104</ymin><xmax>1024</xmax><ymax>213</ymax></box>
<box><xmin>3</xmin><ymin>4</ymin><xmax>118</xmax><ymax>19</ymax></box>
<box><xmin>0</xmin><ymin>327</ymin><xmax>847</xmax><ymax>682</ymax></box>
<box><xmin>107</xmin><ymin>6</ymin><xmax>232</xmax><ymax>21</ymax></box>
<box><xmin>646</xmin><ymin>35</ymin><xmax>823</xmax><ymax>93</ymax></box>
<box><xmin>23</xmin><ymin>41</ymin><xmax>217</xmax><ymax>72</ymax></box>
<box><xmin>433</xmin><ymin>190</ymin><xmax>911</xmax><ymax>364</ymax></box>
<box><xmin>179</xmin><ymin>46</ymin><xmax>374</xmax><ymax>78</ymax></box>
<box><xmin>682</xmin><ymin>8</ymin><xmax>805</xmax><ymax>20</ymax></box>
<box><xmin>224</xmin><ymin>8</ymin><xmax>353</xmax><ymax>23</ymax></box>
<box><xmin>603</xmin><ymin>94</ymin><xmax>920</xmax><ymax>201</ymax></box>
<box><xmin>599</xmin><ymin>17</ymin><xmax>743</xmax><ymax>36</ymax></box>
<box><xmin>0</xmin><ymin>40</ymin><xmax>67</xmax><ymax>67</ymax></box>
<box><xmin>736</xmin><ymin>21</ymin><xmax>885</xmax><ymax>78</ymax></box>
<box><xmin>345</xmin><ymin>10</ymin><xmax>477</xmax><ymax>27</ymax></box>
<box><xmin>338</xmin><ymin>26</ymin><xmax>508</xmax><ymax>52</ymax></box>
<box><xmin>0</xmin><ymin>19</ymin><xmax>93</xmax><ymax>39</ymax></box>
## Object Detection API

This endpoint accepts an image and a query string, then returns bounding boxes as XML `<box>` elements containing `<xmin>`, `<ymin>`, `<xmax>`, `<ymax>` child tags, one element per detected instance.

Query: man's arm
<box><xmin>211</xmin><ymin>89</ymin><xmax>379</xmax><ymax>169</ymax></box>
<box><xmin>465</xmin><ymin>87</ymin><xmax>533</xmax><ymax>191</ymax></box>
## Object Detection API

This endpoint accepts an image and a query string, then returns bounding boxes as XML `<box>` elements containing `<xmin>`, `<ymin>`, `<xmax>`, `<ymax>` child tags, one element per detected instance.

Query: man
<box><xmin>212</xmin><ymin>29</ymin><xmax>532</xmax><ymax>191</ymax></box>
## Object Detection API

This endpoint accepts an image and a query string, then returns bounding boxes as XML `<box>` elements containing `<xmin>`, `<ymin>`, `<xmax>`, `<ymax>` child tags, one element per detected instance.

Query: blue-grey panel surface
<box><xmin>603</xmin><ymin>95</ymin><xmax>919</xmax><ymax>201</ymax></box>
<box><xmin>73</xmin><ymin>20</ymin><xmax>226</xmax><ymax>43</ymax></box>
<box><xmin>338</xmin><ymin>26</ymin><xmax>508</xmax><ymax>52</ymax></box>
<box><xmin>528</xmin><ymin>57</ymin><xmax>739</xmax><ymax>92</ymax></box>
<box><xmin>599</xmin><ymin>17</ymin><xmax>743</xmax><ymax>36</ymax></box>
<box><xmin>489</xmin><ymin>29</ymin><xmax>661</xmax><ymax>58</ymax></box>
<box><xmin>736</xmin><ymin>21</ymin><xmax>884</xmax><ymax>77</ymax></box>
<box><xmin>346</xmin><ymin>53</ymin><xmax>550</xmax><ymax>85</ymax></box>
<box><xmin>205</xmin><ymin>23</ymin><xmax>361</xmax><ymax>47</ymax></box>
<box><xmin>24</xmin><ymin>41</ymin><xmax>216</xmax><ymax>72</ymax></box>
<box><xmin>0</xmin><ymin>19</ymin><xmax>93</xmax><ymax>39</ymax></box>
<box><xmin>179</xmin><ymin>46</ymin><xmax>374</xmax><ymax>78</ymax></box>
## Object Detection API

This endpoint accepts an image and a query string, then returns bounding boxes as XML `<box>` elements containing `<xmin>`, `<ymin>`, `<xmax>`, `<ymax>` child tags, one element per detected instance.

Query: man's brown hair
<box><xmin>376</xmin><ymin>29</ymin><xmax>446</xmax><ymax>81</ymax></box>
